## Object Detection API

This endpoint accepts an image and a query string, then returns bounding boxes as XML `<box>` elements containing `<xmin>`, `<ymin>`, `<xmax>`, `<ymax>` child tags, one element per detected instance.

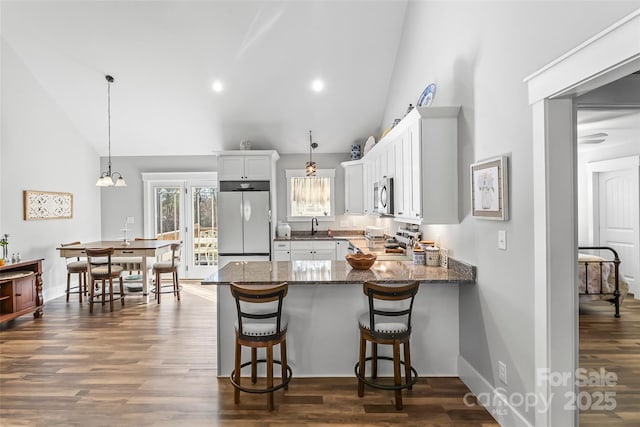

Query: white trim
<box><xmin>458</xmin><ymin>356</ymin><xmax>532</xmax><ymax>427</ymax></box>
<box><xmin>524</xmin><ymin>9</ymin><xmax>640</xmax><ymax>103</ymax></box>
<box><xmin>527</xmin><ymin>7</ymin><xmax>640</xmax><ymax>427</ymax></box>
<box><xmin>141</xmin><ymin>172</ymin><xmax>217</xmax><ymax>182</ymax></box>
<box><xmin>285</xmin><ymin>169</ymin><xmax>336</xmax><ymax>222</ymax></box>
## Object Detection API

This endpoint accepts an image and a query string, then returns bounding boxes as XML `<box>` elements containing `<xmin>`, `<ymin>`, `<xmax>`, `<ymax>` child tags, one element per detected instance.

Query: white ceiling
<box><xmin>577</xmin><ymin>73</ymin><xmax>640</xmax><ymax>150</ymax></box>
<box><xmin>1</xmin><ymin>1</ymin><xmax>408</xmax><ymax>156</ymax></box>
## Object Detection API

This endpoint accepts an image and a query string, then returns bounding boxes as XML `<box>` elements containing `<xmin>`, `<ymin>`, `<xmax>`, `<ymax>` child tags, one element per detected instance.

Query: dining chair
<box><xmin>152</xmin><ymin>242</ymin><xmax>182</xmax><ymax>304</ymax></box>
<box><xmin>86</xmin><ymin>247</ymin><xmax>125</xmax><ymax>313</ymax></box>
<box><xmin>60</xmin><ymin>241</ymin><xmax>88</xmax><ymax>303</ymax></box>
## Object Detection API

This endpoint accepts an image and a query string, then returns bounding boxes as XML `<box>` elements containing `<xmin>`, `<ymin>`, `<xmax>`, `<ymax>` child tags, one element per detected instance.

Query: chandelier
<box><xmin>96</xmin><ymin>75</ymin><xmax>126</xmax><ymax>187</ymax></box>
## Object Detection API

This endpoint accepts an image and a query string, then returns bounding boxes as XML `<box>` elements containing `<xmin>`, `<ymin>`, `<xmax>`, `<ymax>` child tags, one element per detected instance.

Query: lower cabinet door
<box><xmin>14</xmin><ymin>275</ymin><xmax>36</xmax><ymax>312</ymax></box>
<box><xmin>273</xmin><ymin>250</ymin><xmax>291</xmax><ymax>261</ymax></box>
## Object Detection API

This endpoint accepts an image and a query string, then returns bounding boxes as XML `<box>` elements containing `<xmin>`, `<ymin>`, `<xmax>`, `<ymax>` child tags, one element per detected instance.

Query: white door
<box><xmin>598</xmin><ymin>168</ymin><xmax>639</xmax><ymax>296</ymax></box>
<box><xmin>143</xmin><ymin>173</ymin><xmax>218</xmax><ymax>279</ymax></box>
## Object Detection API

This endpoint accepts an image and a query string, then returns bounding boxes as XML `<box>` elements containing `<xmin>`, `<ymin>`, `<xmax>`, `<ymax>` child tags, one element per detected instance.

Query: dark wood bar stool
<box><xmin>355</xmin><ymin>281</ymin><xmax>419</xmax><ymax>410</ymax></box>
<box><xmin>61</xmin><ymin>241</ymin><xmax>88</xmax><ymax>303</ymax></box>
<box><xmin>86</xmin><ymin>248</ymin><xmax>125</xmax><ymax>313</ymax></box>
<box><xmin>229</xmin><ymin>282</ymin><xmax>292</xmax><ymax>411</ymax></box>
<box><xmin>151</xmin><ymin>242</ymin><xmax>182</xmax><ymax>304</ymax></box>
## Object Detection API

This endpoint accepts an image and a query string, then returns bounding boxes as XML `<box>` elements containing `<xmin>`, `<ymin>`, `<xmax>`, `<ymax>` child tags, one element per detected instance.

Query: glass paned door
<box><xmin>190</xmin><ymin>185</ymin><xmax>218</xmax><ymax>277</ymax></box>
<box><xmin>155</xmin><ymin>187</ymin><xmax>182</xmax><ymax>242</ymax></box>
<box><xmin>144</xmin><ymin>173</ymin><xmax>218</xmax><ymax>279</ymax></box>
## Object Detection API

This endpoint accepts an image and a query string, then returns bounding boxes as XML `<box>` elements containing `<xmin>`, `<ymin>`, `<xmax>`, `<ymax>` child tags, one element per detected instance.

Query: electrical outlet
<box><xmin>498</xmin><ymin>230</ymin><xmax>507</xmax><ymax>250</ymax></box>
<box><xmin>126</xmin><ymin>216</ymin><xmax>135</xmax><ymax>224</ymax></box>
<box><xmin>498</xmin><ymin>361</ymin><xmax>508</xmax><ymax>384</ymax></box>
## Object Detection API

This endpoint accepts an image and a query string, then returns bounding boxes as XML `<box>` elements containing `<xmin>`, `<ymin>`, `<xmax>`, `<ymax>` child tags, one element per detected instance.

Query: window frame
<box><xmin>285</xmin><ymin>169</ymin><xmax>336</xmax><ymax>222</ymax></box>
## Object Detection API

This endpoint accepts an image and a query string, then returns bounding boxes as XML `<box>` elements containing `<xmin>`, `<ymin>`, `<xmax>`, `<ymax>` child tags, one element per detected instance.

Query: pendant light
<box><xmin>96</xmin><ymin>74</ymin><xmax>126</xmax><ymax>187</ymax></box>
<box><xmin>305</xmin><ymin>130</ymin><xmax>318</xmax><ymax>176</ymax></box>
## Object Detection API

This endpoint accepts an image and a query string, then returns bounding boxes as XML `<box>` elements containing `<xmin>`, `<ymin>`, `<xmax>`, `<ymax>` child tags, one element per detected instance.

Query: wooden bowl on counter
<box><xmin>345</xmin><ymin>253</ymin><xmax>377</xmax><ymax>270</ymax></box>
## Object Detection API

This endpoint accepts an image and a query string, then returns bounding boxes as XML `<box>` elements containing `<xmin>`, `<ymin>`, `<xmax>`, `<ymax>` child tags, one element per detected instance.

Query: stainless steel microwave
<box><xmin>374</xmin><ymin>177</ymin><xmax>394</xmax><ymax>215</ymax></box>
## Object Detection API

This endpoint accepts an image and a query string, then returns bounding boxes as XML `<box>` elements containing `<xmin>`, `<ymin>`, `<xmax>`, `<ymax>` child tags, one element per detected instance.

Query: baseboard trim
<box><xmin>458</xmin><ymin>355</ymin><xmax>533</xmax><ymax>427</ymax></box>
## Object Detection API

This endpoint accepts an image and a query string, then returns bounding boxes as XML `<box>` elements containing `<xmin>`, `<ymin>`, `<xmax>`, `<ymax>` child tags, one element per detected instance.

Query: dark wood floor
<box><xmin>579</xmin><ymin>295</ymin><xmax>640</xmax><ymax>426</ymax></box>
<box><xmin>1</xmin><ymin>284</ymin><xmax>498</xmax><ymax>426</ymax></box>
<box><xmin>3</xmin><ymin>285</ymin><xmax>639</xmax><ymax>426</ymax></box>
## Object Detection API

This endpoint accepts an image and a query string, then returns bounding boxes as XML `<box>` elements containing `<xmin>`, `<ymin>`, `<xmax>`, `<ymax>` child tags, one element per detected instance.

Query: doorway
<box><xmin>142</xmin><ymin>172</ymin><xmax>218</xmax><ymax>279</ymax></box>
<box><xmin>526</xmin><ymin>9</ymin><xmax>640</xmax><ymax>426</ymax></box>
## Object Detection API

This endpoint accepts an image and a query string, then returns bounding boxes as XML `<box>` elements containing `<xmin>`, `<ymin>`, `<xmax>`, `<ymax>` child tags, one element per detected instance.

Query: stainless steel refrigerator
<box><xmin>217</xmin><ymin>181</ymin><xmax>271</xmax><ymax>268</ymax></box>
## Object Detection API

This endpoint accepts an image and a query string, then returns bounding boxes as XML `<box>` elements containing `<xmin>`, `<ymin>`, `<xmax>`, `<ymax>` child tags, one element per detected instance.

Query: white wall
<box><xmin>1</xmin><ymin>40</ymin><xmax>101</xmax><ymax>300</ymax></box>
<box><xmin>99</xmin><ymin>153</ymin><xmax>385</xmax><ymax>240</ymax></box>
<box><xmin>381</xmin><ymin>1</ymin><xmax>640</xmax><ymax>424</ymax></box>
<box><xmin>98</xmin><ymin>155</ymin><xmax>218</xmax><ymax>239</ymax></box>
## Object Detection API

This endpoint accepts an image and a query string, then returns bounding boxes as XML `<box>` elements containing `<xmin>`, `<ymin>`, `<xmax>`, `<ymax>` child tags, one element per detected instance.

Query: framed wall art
<box><xmin>470</xmin><ymin>156</ymin><xmax>509</xmax><ymax>220</ymax></box>
<box><xmin>23</xmin><ymin>190</ymin><xmax>73</xmax><ymax>220</ymax></box>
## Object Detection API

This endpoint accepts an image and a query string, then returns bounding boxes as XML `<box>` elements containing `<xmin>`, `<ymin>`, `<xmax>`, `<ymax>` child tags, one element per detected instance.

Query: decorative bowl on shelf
<box><xmin>345</xmin><ymin>253</ymin><xmax>377</xmax><ymax>270</ymax></box>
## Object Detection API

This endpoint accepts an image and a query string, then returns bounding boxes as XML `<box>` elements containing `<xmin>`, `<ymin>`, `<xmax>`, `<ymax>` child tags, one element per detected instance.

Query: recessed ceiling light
<box><xmin>311</xmin><ymin>79</ymin><xmax>324</xmax><ymax>92</ymax></box>
<box><xmin>212</xmin><ymin>80</ymin><xmax>223</xmax><ymax>93</ymax></box>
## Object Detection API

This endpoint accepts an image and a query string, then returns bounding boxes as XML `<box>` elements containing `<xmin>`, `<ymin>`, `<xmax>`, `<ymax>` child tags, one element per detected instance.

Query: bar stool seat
<box><xmin>230</xmin><ymin>282</ymin><xmax>292</xmax><ymax>411</ymax></box>
<box><xmin>355</xmin><ymin>281</ymin><xmax>419</xmax><ymax>410</ymax></box>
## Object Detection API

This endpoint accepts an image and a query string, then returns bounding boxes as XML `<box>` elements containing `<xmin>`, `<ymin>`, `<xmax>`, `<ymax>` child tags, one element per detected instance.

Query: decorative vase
<box><xmin>240</xmin><ymin>139</ymin><xmax>251</xmax><ymax>150</ymax></box>
<box><xmin>350</xmin><ymin>144</ymin><xmax>361</xmax><ymax>160</ymax></box>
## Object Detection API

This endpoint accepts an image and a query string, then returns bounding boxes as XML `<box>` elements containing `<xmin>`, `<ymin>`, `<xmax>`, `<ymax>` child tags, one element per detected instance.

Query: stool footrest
<box><xmin>152</xmin><ymin>284</ymin><xmax>183</xmax><ymax>294</ymax></box>
<box><xmin>355</xmin><ymin>356</ymin><xmax>418</xmax><ymax>391</ymax></box>
<box><xmin>230</xmin><ymin>359</ymin><xmax>293</xmax><ymax>394</ymax></box>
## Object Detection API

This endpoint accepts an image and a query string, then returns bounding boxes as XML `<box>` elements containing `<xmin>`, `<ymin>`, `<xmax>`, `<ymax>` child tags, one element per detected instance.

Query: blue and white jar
<box><xmin>351</xmin><ymin>144</ymin><xmax>362</xmax><ymax>160</ymax></box>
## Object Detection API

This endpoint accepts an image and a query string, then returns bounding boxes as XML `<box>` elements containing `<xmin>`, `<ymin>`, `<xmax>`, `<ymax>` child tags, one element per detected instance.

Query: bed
<box><xmin>578</xmin><ymin>246</ymin><xmax>629</xmax><ymax>318</ymax></box>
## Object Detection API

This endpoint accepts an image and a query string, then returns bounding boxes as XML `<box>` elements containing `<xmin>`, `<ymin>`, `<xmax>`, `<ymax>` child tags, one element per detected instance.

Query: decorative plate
<box><xmin>417</xmin><ymin>83</ymin><xmax>437</xmax><ymax>107</ymax></box>
<box><xmin>363</xmin><ymin>136</ymin><xmax>376</xmax><ymax>155</ymax></box>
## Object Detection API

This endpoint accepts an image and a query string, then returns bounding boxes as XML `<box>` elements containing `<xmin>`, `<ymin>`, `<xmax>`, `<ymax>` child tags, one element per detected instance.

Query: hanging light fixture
<box><xmin>305</xmin><ymin>130</ymin><xmax>318</xmax><ymax>176</ymax></box>
<box><xmin>96</xmin><ymin>74</ymin><xmax>126</xmax><ymax>187</ymax></box>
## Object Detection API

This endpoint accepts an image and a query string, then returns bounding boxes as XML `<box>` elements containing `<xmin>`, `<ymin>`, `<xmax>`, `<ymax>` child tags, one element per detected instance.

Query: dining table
<box><xmin>57</xmin><ymin>239</ymin><xmax>181</xmax><ymax>301</ymax></box>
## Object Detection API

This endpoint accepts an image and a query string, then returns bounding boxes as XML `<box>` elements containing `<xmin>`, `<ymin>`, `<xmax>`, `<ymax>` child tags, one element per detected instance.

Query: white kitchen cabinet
<box><xmin>273</xmin><ymin>241</ymin><xmax>291</xmax><ymax>261</ymax></box>
<box><xmin>341</xmin><ymin>160</ymin><xmax>364</xmax><ymax>215</ymax></box>
<box><xmin>217</xmin><ymin>151</ymin><xmax>277</xmax><ymax>181</ymax></box>
<box><xmin>335</xmin><ymin>239</ymin><xmax>350</xmax><ymax>260</ymax></box>
<box><xmin>363</xmin><ymin>160</ymin><xmax>374</xmax><ymax>215</ymax></box>
<box><xmin>364</xmin><ymin>106</ymin><xmax>460</xmax><ymax>224</ymax></box>
<box><xmin>408</xmin><ymin>119</ymin><xmax>422</xmax><ymax>220</ymax></box>
<box><xmin>290</xmin><ymin>240</ymin><xmax>336</xmax><ymax>260</ymax></box>
<box><xmin>394</xmin><ymin>135</ymin><xmax>406</xmax><ymax>217</ymax></box>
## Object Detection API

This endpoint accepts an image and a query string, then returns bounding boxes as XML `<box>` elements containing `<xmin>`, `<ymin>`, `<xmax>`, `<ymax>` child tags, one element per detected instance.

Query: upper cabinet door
<box><xmin>218</xmin><ymin>157</ymin><xmax>246</xmax><ymax>180</ymax></box>
<box><xmin>343</xmin><ymin>161</ymin><xmax>364</xmax><ymax>214</ymax></box>
<box><xmin>218</xmin><ymin>155</ymin><xmax>272</xmax><ymax>181</ymax></box>
<box><xmin>244</xmin><ymin>156</ymin><xmax>271</xmax><ymax>180</ymax></box>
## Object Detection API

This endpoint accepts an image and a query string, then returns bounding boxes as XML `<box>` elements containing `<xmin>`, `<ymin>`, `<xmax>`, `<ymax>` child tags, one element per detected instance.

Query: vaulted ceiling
<box><xmin>1</xmin><ymin>1</ymin><xmax>408</xmax><ymax>156</ymax></box>
<box><xmin>4</xmin><ymin>1</ymin><xmax>637</xmax><ymax>158</ymax></box>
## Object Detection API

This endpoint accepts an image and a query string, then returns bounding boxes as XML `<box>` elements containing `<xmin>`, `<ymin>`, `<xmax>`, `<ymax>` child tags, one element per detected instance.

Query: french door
<box><xmin>143</xmin><ymin>173</ymin><xmax>218</xmax><ymax>279</ymax></box>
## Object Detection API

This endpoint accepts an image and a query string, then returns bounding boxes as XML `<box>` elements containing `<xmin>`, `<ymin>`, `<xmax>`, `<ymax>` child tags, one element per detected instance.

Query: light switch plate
<box><xmin>498</xmin><ymin>230</ymin><xmax>506</xmax><ymax>250</ymax></box>
<box><xmin>126</xmin><ymin>216</ymin><xmax>135</xmax><ymax>224</ymax></box>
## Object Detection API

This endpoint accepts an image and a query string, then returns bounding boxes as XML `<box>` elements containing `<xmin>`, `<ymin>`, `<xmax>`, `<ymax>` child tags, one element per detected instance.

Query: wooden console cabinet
<box><xmin>0</xmin><ymin>259</ymin><xmax>44</xmax><ymax>323</ymax></box>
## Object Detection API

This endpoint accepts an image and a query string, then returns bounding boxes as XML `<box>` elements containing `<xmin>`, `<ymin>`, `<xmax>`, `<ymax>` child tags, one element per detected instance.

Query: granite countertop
<box><xmin>202</xmin><ymin>258</ymin><xmax>476</xmax><ymax>285</ymax></box>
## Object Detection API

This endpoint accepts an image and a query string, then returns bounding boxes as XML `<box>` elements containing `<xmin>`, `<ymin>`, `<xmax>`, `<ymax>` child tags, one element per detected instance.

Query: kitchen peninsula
<box><xmin>203</xmin><ymin>258</ymin><xmax>475</xmax><ymax>378</ymax></box>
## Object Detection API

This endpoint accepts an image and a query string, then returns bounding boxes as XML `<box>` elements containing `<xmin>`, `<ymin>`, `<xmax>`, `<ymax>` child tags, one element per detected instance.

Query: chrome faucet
<box><xmin>311</xmin><ymin>216</ymin><xmax>319</xmax><ymax>235</ymax></box>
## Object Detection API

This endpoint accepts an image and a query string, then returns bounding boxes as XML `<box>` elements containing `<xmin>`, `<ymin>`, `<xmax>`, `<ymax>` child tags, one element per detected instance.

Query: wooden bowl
<box><xmin>345</xmin><ymin>253</ymin><xmax>377</xmax><ymax>270</ymax></box>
